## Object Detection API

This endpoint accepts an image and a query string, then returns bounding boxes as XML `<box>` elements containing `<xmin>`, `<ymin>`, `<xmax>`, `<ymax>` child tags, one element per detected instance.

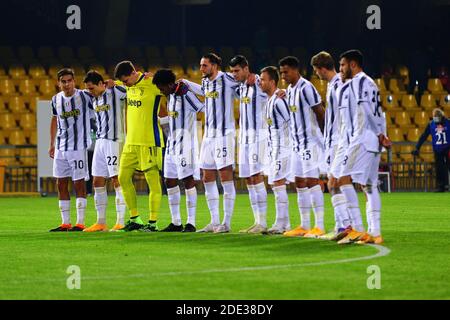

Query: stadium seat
<box><xmin>8</xmin><ymin>130</ymin><xmax>27</xmax><ymax>145</ymax></box>
<box><xmin>0</xmin><ymin>67</ymin><xmax>8</xmax><ymax>80</ymax></box>
<box><xmin>406</xmin><ymin>127</ymin><xmax>422</xmax><ymax>142</ymax></box>
<box><xmin>388</xmin><ymin>78</ymin><xmax>407</xmax><ymax>95</ymax></box>
<box><xmin>186</xmin><ymin>65</ymin><xmax>202</xmax><ymax>79</ymax></box>
<box><xmin>0</xmin><ymin>97</ymin><xmax>7</xmax><ymax>113</ymax></box>
<box><xmin>29</xmin><ymin>131</ymin><xmax>37</xmax><ymax>145</ymax></box>
<box><xmin>20</xmin><ymin>148</ymin><xmax>37</xmax><ymax>166</ymax></box>
<box><xmin>279</xmin><ymin>79</ymin><xmax>289</xmax><ymax>90</ymax></box>
<box><xmin>311</xmin><ymin>79</ymin><xmax>327</xmax><ymax>94</ymax></box>
<box><xmin>28</xmin><ymin>64</ymin><xmax>48</xmax><ymax>80</ymax></box>
<box><xmin>374</xmin><ymin>78</ymin><xmax>388</xmax><ymax>93</ymax></box>
<box><xmin>18</xmin><ymin>79</ymin><xmax>38</xmax><ymax>96</ymax></box>
<box><xmin>420</xmin><ymin>93</ymin><xmax>437</xmax><ymax>111</ymax></box>
<box><xmin>413</xmin><ymin>111</ymin><xmax>430</xmax><ymax>128</ymax></box>
<box><xmin>26</xmin><ymin>98</ymin><xmax>38</xmax><ymax>113</ymax></box>
<box><xmin>171</xmin><ymin>65</ymin><xmax>186</xmax><ymax>78</ymax></box>
<box><xmin>0</xmin><ymin>131</ymin><xmax>5</xmax><ymax>144</ymax></box>
<box><xmin>48</xmin><ymin>64</ymin><xmax>63</xmax><ymax>79</ymax></box>
<box><xmin>8</xmin><ymin>65</ymin><xmax>27</xmax><ymax>81</ymax></box>
<box><xmin>0</xmin><ymin>147</ymin><xmax>17</xmax><ymax>165</ymax></box>
<box><xmin>19</xmin><ymin>113</ymin><xmax>36</xmax><ymax>130</ymax></box>
<box><xmin>401</xmin><ymin>94</ymin><xmax>420</xmax><ymax>111</ymax></box>
<box><xmin>38</xmin><ymin>79</ymin><xmax>57</xmax><ymax>99</ymax></box>
<box><xmin>396</xmin><ymin>65</ymin><xmax>410</xmax><ymax>89</ymax></box>
<box><xmin>400</xmin><ymin>145</ymin><xmax>415</xmax><ymax>162</ymax></box>
<box><xmin>439</xmin><ymin>94</ymin><xmax>450</xmax><ymax>108</ymax></box>
<box><xmin>385</xmin><ymin>114</ymin><xmax>394</xmax><ymax>127</ymax></box>
<box><xmin>427</xmin><ymin>78</ymin><xmax>447</xmax><ymax>95</ymax></box>
<box><xmin>0</xmin><ymin>79</ymin><xmax>16</xmax><ymax>96</ymax></box>
<box><xmin>87</xmin><ymin>64</ymin><xmax>107</xmax><ymax>77</ymax></box>
<box><xmin>387</xmin><ymin>127</ymin><xmax>405</xmax><ymax>142</ymax></box>
<box><xmin>8</xmin><ymin>96</ymin><xmax>28</xmax><ymax>116</ymax></box>
<box><xmin>381</xmin><ymin>94</ymin><xmax>403</xmax><ymax>112</ymax></box>
<box><xmin>420</xmin><ymin>144</ymin><xmax>434</xmax><ymax>162</ymax></box>
<box><xmin>394</xmin><ymin>111</ymin><xmax>415</xmax><ymax>129</ymax></box>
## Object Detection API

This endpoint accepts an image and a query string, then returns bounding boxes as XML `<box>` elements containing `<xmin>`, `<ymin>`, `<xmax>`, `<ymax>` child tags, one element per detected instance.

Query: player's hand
<box><xmin>411</xmin><ymin>149</ymin><xmax>419</xmax><ymax>156</ymax></box>
<box><xmin>275</xmin><ymin>89</ymin><xmax>286</xmax><ymax>99</ymax></box>
<box><xmin>105</xmin><ymin>79</ymin><xmax>115</xmax><ymax>89</ymax></box>
<box><xmin>48</xmin><ymin>146</ymin><xmax>55</xmax><ymax>159</ymax></box>
<box><xmin>144</xmin><ymin>72</ymin><xmax>153</xmax><ymax>79</ymax></box>
<box><xmin>247</xmin><ymin>73</ymin><xmax>256</xmax><ymax>86</ymax></box>
<box><xmin>379</xmin><ymin>134</ymin><xmax>392</xmax><ymax>149</ymax></box>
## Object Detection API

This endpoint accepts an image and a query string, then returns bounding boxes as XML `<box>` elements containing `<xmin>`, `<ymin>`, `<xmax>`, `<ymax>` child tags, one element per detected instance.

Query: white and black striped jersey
<box><xmin>324</xmin><ymin>74</ymin><xmax>343</xmax><ymax>150</ymax></box>
<box><xmin>286</xmin><ymin>77</ymin><xmax>323</xmax><ymax>152</ymax></box>
<box><xmin>340</xmin><ymin>72</ymin><xmax>386</xmax><ymax>151</ymax></box>
<box><xmin>91</xmin><ymin>86</ymin><xmax>127</xmax><ymax>142</ymax></box>
<box><xmin>237</xmin><ymin>75</ymin><xmax>268</xmax><ymax>144</ymax></box>
<box><xmin>51</xmin><ymin>89</ymin><xmax>94</xmax><ymax>151</ymax></box>
<box><xmin>265</xmin><ymin>91</ymin><xmax>291</xmax><ymax>157</ymax></box>
<box><xmin>166</xmin><ymin>90</ymin><xmax>204</xmax><ymax>155</ymax></box>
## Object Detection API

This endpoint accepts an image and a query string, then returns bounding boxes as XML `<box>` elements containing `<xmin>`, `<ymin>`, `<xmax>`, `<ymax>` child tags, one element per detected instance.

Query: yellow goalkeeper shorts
<box><xmin>120</xmin><ymin>144</ymin><xmax>163</xmax><ymax>172</ymax></box>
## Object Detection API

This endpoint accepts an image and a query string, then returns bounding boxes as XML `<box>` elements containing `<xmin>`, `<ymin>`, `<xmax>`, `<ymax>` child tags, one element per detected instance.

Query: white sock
<box><xmin>115</xmin><ymin>186</ymin><xmax>126</xmax><ymax>226</ymax></box>
<box><xmin>204</xmin><ymin>181</ymin><xmax>220</xmax><ymax>225</ymax></box>
<box><xmin>185</xmin><ymin>187</ymin><xmax>197</xmax><ymax>226</ymax></box>
<box><xmin>167</xmin><ymin>186</ymin><xmax>182</xmax><ymax>226</ymax></box>
<box><xmin>310</xmin><ymin>184</ymin><xmax>325</xmax><ymax>230</ymax></box>
<box><xmin>273</xmin><ymin>185</ymin><xmax>290</xmax><ymax>229</ymax></box>
<box><xmin>59</xmin><ymin>200</ymin><xmax>71</xmax><ymax>225</ymax></box>
<box><xmin>94</xmin><ymin>186</ymin><xmax>107</xmax><ymax>225</ymax></box>
<box><xmin>76</xmin><ymin>198</ymin><xmax>87</xmax><ymax>225</ymax></box>
<box><xmin>340</xmin><ymin>184</ymin><xmax>364</xmax><ymax>232</ymax></box>
<box><xmin>296</xmin><ymin>187</ymin><xmax>311</xmax><ymax>229</ymax></box>
<box><xmin>222</xmin><ymin>181</ymin><xmax>236</xmax><ymax>228</ymax></box>
<box><xmin>365</xmin><ymin>201</ymin><xmax>372</xmax><ymax>234</ymax></box>
<box><xmin>255</xmin><ymin>182</ymin><xmax>268</xmax><ymax>228</ymax></box>
<box><xmin>365</xmin><ymin>185</ymin><xmax>381</xmax><ymax>237</ymax></box>
<box><xmin>331</xmin><ymin>193</ymin><xmax>352</xmax><ymax>228</ymax></box>
<box><xmin>247</xmin><ymin>184</ymin><xmax>259</xmax><ymax>225</ymax></box>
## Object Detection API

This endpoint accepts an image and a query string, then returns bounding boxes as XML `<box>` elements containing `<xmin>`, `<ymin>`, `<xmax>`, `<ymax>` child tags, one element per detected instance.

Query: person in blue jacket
<box><xmin>412</xmin><ymin>108</ymin><xmax>450</xmax><ymax>192</ymax></box>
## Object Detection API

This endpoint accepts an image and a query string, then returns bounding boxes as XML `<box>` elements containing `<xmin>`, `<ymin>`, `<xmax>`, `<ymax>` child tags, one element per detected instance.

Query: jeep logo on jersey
<box><xmin>128</xmin><ymin>99</ymin><xmax>142</xmax><ymax>107</ymax></box>
<box><xmin>241</xmin><ymin>97</ymin><xmax>251</xmax><ymax>104</ymax></box>
<box><xmin>95</xmin><ymin>104</ymin><xmax>111</xmax><ymax>112</ymax></box>
<box><xmin>205</xmin><ymin>91</ymin><xmax>219</xmax><ymax>99</ymax></box>
<box><xmin>266</xmin><ymin>118</ymin><xmax>273</xmax><ymax>125</ymax></box>
<box><xmin>168</xmin><ymin>111</ymin><xmax>179</xmax><ymax>118</ymax></box>
<box><xmin>289</xmin><ymin>105</ymin><xmax>297</xmax><ymax>112</ymax></box>
<box><xmin>60</xmin><ymin>109</ymin><xmax>80</xmax><ymax>119</ymax></box>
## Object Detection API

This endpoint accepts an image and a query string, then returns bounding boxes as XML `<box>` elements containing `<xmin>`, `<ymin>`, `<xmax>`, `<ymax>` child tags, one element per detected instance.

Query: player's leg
<box><xmin>214</xmin><ymin>165</ymin><xmax>235</xmax><ymax>233</ymax></box>
<box><xmin>182</xmin><ymin>175</ymin><xmax>197</xmax><ymax>232</ymax></box>
<box><xmin>238</xmin><ymin>144</ymin><xmax>258</xmax><ymax>232</ymax></box>
<box><xmin>247</xmin><ymin>173</ymin><xmax>268</xmax><ymax>234</ymax></box>
<box><xmin>304</xmin><ymin>175</ymin><xmax>325</xmax><ymax>238</ymax></box>
<box><xmin>284</xmin><ymin>175</ymin><xmax>311</xmax><ymax>237</ymax></box>
<box><xmin>197</xmin><ymin>169</ymin><xmax>221</xmax><ymax>232</ymax></box>
<box><xmin>118</xmin><ymin>144</ymin><xmax>144</xmax><ymax>231</ymax></box>
<box><xmin>142</xmin><ymin>167</ymin><xmax>162</xmax><ymax>232</ymax></box>
<box><xmin>110</xmin><ymin>175</ymin><xmax>126</xmax><ymax>231</ymax></box>
<box><xmin>161</xmin><ymin>178</ymin><xmax>183</xmax><ymax>232</ymax></box>
<box><xmin>49</xmin><ymin>176</ymin><xmax>72</xmax><ymax>231</ymax></box>
<box><xmin>68</xmin><ymin>150</ymin><xmax>89</xmax><ymax>231</ymax></box>
<box><xmin>267</xmin><ymin>178</ymin><xmax>289</xmax><ymax>235</ymax></box>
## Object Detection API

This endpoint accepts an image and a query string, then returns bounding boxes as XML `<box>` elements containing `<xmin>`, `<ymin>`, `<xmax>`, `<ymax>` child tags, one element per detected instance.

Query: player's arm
<box><xmin>312</xmin><ymin>102</ymin><xmax>325</xmax><ymax>133</ymax></box>
<box><xmin>180</xmin><ymin>79</ymin><xmax>204</xmax><ymax>96</ymax></box>
<box><xmin>186</xmin><ymin>91</ymin><xmax>205</xmax><ymax>113</ymax></box>
<box><xmin>413</xmin><ymin>123</ymin><xmax>431</xmax><ymax>155</ymax></box>
<box><xmin>158</xmin><ymin>97</ymin><xmax>170</xmax><ymax>137</ymax></box>
<box><xmin>124</xmin><ymin>99</ymin><xmax>128</xmax><ymax>134</ymax></box>
<box><xmin>49</xmin><ymin>116</ymin><xmax>57</xmax><ymax>159</ymax></box>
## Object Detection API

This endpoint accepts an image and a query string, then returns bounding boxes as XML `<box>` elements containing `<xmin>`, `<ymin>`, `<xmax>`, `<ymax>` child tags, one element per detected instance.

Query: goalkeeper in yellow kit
<box><xmin>114</xmin><ymin>61</ymin><xmax>165</xmax><ymax>232</ymax></box>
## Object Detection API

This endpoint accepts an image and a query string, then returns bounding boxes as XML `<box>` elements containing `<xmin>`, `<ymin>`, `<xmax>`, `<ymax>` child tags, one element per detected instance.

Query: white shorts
<box><xmin>329</xmin><ymin>143</ymin><xmax>347</xmax><ymax>179</ymax></box>
<box><xmin>200</xmin><ymin>134</ymin><xmax>235</xmax><ymax>170</ymax></box>
<box><xmin>92</xmin><ymin>139</ymin><xmax>121</xmax><ymax>178</ymax></box>
<box><xmin>53</xmin><ymin>149</ymin><xmax>89</xmax><ymax>181</ymax></box>
<box><xmin>164</xmin><ymin>148</ymin><xmax>200</xmax><ymax>180</ymax></box>
<box><xmin>290</xmin><ymin>144</ymin><xmax>323</xmax><ymax>179</ymax></box>
<box><xmin>340</xmin><ymin>143</ymin><xmax>381</xmax><ymax>185</ymax></box>
<box><xmin>323</xmin><ymin>145</ymin><xmax>337</xmax><ymax>176</ymax></box>
<box><xmin>238</xmin><ymin>142</ymin><xmax>267</xmax><ymax>178</ymax></box>
<box><xmin>268</xmin><ymin>155</ymin><xmax>292</xmax><ymax>185</ymax></box>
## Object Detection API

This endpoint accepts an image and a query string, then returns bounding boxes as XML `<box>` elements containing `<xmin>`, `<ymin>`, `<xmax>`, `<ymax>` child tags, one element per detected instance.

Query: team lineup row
<box><xmin>48</xmin><ymin>49</ymin><xmax>390</xmax><ymax>245</ymax></box>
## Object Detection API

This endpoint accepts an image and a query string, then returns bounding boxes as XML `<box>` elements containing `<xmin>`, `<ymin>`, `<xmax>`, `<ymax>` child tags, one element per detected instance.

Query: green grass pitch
<box><xmin>0</xmin><ymin>192</ymin><xmax>449</xmax><ymax>300</ymax></box>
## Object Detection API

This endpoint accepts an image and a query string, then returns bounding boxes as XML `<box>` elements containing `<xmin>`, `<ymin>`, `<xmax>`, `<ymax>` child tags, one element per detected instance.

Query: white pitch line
<box><xmin>4</xmin><ymin>244</ymin><xmax>390</xmax><ymax>284</ymax></box>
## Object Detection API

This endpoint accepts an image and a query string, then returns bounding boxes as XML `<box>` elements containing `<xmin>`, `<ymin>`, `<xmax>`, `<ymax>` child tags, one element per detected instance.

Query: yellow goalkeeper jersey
<box><xmin>118</xmin><ymin>72</ymin><xmax>164</xmax><ymax>147</ymax></box>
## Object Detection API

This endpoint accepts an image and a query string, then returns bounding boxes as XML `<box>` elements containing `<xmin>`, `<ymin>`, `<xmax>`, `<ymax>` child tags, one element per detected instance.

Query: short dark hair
<box><xmin>152</xmin><ymin>69</ymin><xmax>176</xmax><ymax>86</ymax></box>
<box><xmin>229</xmin><ymin>55</ymin><xmax>248</xmax><ymax>68</ymax></box>
<box><xmin>339</xmin><ymin>49</ymin><xmax>363</xmax><ymax>67</ymax></box>
<box><xmin>83</xmin><ymin>70</ymin><xmax>104</xmax><ymax>85</ymax></box>
<box><xmin>114</xmin><ymin>60</ymin><xmax>135</xmax><ymax>79</ymax></box>
<box><xmin>310</xmin><ymin>51</ymin><xmax>335</xmax><ymax>70</ymax></box>
<box><xmin>261</xmin><ymin>66</ymin><xmax>279</xmax><ymax>86</ymax></box>
<box><xmin>57</xmin><ymin>68</ymin><xmax>74</xmax><ymax>81</ymax></box>
<box><xmin>279</xmin><ymin>56</ymin><xmax>300</xmax><ymax>69</ymax></box>
<box><xmin>202</xmin><ymin>53</ymin><xmax>222</xmax><ymax>67</ymax></box>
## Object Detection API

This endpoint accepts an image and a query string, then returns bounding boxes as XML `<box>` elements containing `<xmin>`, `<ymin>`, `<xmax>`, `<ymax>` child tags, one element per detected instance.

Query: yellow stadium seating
<box><xmin>385</xmin><ymin>114</ymin><xmax>394</xmax><ymax>127</ymax></box>
<box><xmin>420</xmin><ymin>144</ymin><xmax>434</xmax><ymax>162</ymax></box>
<box><xmin>186</xmin><ymin>66</ymin><xmax>202</xmax><ymax>79</ymax></box>
<box><xmin>413</xmin><ymin>111</ymin><xmax>430</xmax><ymax>128</ymax></box>
<box><xmin>0</xmin><ymin>79</ymin><xmax>17</xmax><ymax>96</ymax></box>
<box><xmin>29</xmin><ymin>131</ymin><xmax>37</xmax><ymax>145</ymax></box>
<box><xmin>407</xmin><ymin>127</ymin><xmax>422</xmax><ymax>142</ymax></box>
<box><xmin>387</xmin><ymin>127</ymin><xmax>405</xmax><ymax>142</ymax></box>
<box><xmin>171</xmin><ymin>65</ymin><xmax>186</xmax><ymax>78</ymax></box>
<box><xmin>311</xmin><ymin>79</ymin><xmax>327</xmax><ymax>93</ymax></box>
<box><xmin>20</xmin><ymin>148</ymin><xmax>37</xmax><ymax>166</ymax></box>
<box><xmin>420</xmin><ymin>93</ymin><xmax>437</xmax><ymax>110</ymax></box>
<box><xmin>0</xmin><ymin>98</ymin><xmax>7</xmax><ymax>113</ymax></box>
<box><xmin>0</xmin><ymin>148</ymin><xmax>17</xmax><ymax>165</ymax></box>
<box><xmin>439</xmin><ymin>94</ymin><xmax>450</xmax><ymax>108</ymax></box>
<box><xmin>401</xmin><ymin>94</ymin><xmax>420</xmax><ymax>111</ymax></box>
<box><xmin>394</xmin><ymin>111</ymin><xmax>414</xmax><ymax>128</ymax></box>
<box><xmin>381</xmin><ymin>94</ymin><xmax>402</xmax><ymax>112</ymax></box>
<box><xmin>27</xmin><ymin>97</ymin><xmax>38</xmax><ymax>113</ymax></box>
<box><xmin>48</xmin><ymin>65</ymin><xmax>63</xmax><ymax>79</ymax></box>
<box><xmin>87</xmin><ymin>64</ymin><xmax>106</xmax><ymax>77</ymax></box>
<box><xmin>388</xmin><ymin>78</ymin><xmax>407</xmax><ymax>95</ymax></box>
<box><xmin>8</xmin><ymin>96</ymin><xmax>28</xmax><ymax>119</ymax></box>
<box><xmin>0</xmin><ymin>112</ymin><xmax>17</xmax><ymax>130</ymax></box>
<box><xmin>28</xmin><ymin>64</ymin><xmax>48</xmax><ymax>80</ymax></box>
<box><xmin>19</xmin><ymin>113</ymin><xmax>36</xmax><ymax>130</ymax></box>
<box><xmin>8</xmin><ymin>65</ymin><xmax>27</xmax><ymax>80</ymax></box>
<box><xmin>427</xmin><ymin>78</ymin><xmax>447</xmax><ymax>95</ymax></box>
<box><xmin>400</xmin><ymin>144</ymin><xmax>415</xmax><ymax>162</ymax></box>
<box><xmin>374</xmin><ymin>78</ymin><xmax>388</xmax><ymax>93</ymax></box>
<box><xmin>18</xmin><ymin>79</ymin><xmax>39</xmax><ymax>96</ymax></box>
<box><xmin>279</xmin><ymin>79</ymin><xmax>289</xmax><ymax>90</ymax></box>
<box><xmin>8</xmin><ymin>130</ymin><xmax>27</xmax><ymax>145</ymax></box>
<box><xmin>38</xmin><ymin>79</ymin><xmax>57</xmax><ymax>99</ymax></box>
<box><xmin>0</xmin><ymin>131</ymin><xmax>5</xmax><ymax>144</ymax></box>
